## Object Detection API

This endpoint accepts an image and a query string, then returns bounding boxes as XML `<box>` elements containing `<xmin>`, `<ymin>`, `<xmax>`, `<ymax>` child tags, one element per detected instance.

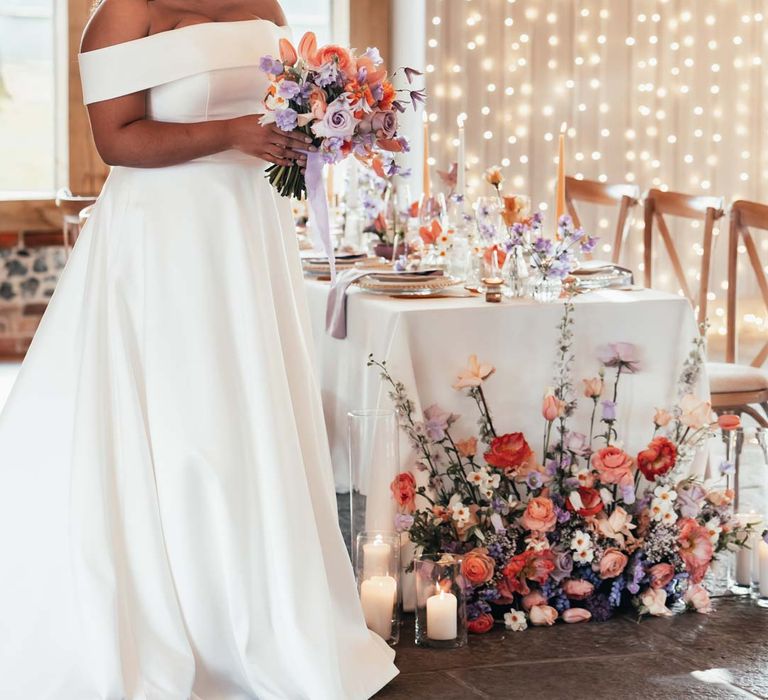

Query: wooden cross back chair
<box><xmin>643</xmin><ymin>189</ymin><xmax>725</xmax><ymax>327</ymax></box>
<box><xmin>708</xmin><ymin>200</ymin><xmax>768</xmax><ymax>426</ymax></box>
<box><xmin>565</xmin><ymin>177</ymin><xmax>640</xmax><ymax>264</ymax></box>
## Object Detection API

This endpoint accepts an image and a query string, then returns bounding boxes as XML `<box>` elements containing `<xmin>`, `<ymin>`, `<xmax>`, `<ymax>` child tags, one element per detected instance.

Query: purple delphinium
<box><xmin>626</xmin><ymin>553</ymin><xmax>647</xmax><ymax>595</ymax></box>
<box><xmin>584</xmin><ymin>593</ymin><xmax>613</xmax><ymax>622</ymax></box>
<box><xmin>275</xmin><ymin>108</ymin><xmax>298</xmax><ymax>132</ymax></box>
<box><xmin>277</xmin><ymin>80</ymin><xmax>301</xmax><ymax>100</ymax></box>
<box><xmin>259</xmin><ymin>55</ymin><xmax>284</xmax><ymax>75</ymax></box>
<box><xmin>316</xmin><ymin>62</ymin><xmax>340</xmax><ymax>88</ymax></box>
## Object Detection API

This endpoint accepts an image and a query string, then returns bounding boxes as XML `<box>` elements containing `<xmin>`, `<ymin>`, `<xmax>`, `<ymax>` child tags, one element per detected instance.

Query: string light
<box><xmin>425</xmin><ymin>0</ymin><xmax>767</xmax><ymax>336</ymax></box>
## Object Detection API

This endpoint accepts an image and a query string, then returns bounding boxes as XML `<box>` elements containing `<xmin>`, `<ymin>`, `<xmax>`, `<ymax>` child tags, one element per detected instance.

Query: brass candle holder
<box><xmin>482</xmin><ymin>277</ymin><xmax>504</xmax><ymax>303</ymax></box>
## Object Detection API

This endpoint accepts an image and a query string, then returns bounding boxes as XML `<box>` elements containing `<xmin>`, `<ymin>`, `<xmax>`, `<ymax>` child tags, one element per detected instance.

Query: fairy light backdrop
<box><xmin>419</xmin><ymin>0</ymin><xmax>768</xmax><ymax>348</ymax></box>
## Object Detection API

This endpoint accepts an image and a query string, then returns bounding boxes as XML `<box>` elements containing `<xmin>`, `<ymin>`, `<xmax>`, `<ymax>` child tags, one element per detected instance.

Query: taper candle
<box><xmin>555</xmin><ymin>122</ymin><xmax>567</xmax><ymax>223</ymax></box>
<box><xmin>422</xmin><ymin>111</ymin><xmax>431</xmax><ymax>199</ymax></box>
<box><xmin>456</xmin><ymin>113</ymin><xmax>467</xmax><ymax>197</ymax></box>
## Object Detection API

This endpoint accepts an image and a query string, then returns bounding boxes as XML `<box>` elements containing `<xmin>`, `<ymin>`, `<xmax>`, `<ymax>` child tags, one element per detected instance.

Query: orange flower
<box><xmin>467</xmin><ymin>612</ymin><xmax>495</xmax><ymax>634</ymax></box>
<box><xmin>379</xmin><ymin>81</ymin><xmax>396</xmax><ymax>111</ymax></box>
<box><xmin>390</xmin><ymin>472</ymin><xmax>416</xmax><ymax>513</ymax></box>
<box><xmin>453</xmin><ymin>355</ymin><xmax>495</xmax><ymax>389</ymax></box>
<box><xmin>455</xmin><ymin>437</ymin><xmax>478</xmax><ymax>458</ymax></box>
<box><xmin>298</xmin><ymin>32</ymin><xmax>320</xmax><ymax>67</ymax></box>
<box><xmin>419</xmin><ymin>219</ymin><xmax>442</xmax><ymax>246</ymax></box>
<box><xmin>542</xmin><ymin>392</ymin><xmax>566</xmax><ymax>422</ymax></box>
<box><xmin>483</xmin><ymin>244</ymin><xmax>507</xmax><ymax>268</ymax></box>
<box><xmin>461</xmin><ymin>548</ymin><xmax>496</xmax><ymax>585</ymax></box>
<box><xmin>356</xmin><ymin>55</ymin><xmax>388</xmax><ymax>85</ymax></box>
<box><xmin>591</xmin><ymin>446</ymin><xmax>634</xmax><ymax>487</ymax></box>
<box><xmin>520</xmin><ymin>496</ymin><xmax>558</xmax><ymax>533</ymax></box>
<box><xmin>718</xmin><ymin>414</ymin><xmax>741</xmax><ymax>431</ymax></box>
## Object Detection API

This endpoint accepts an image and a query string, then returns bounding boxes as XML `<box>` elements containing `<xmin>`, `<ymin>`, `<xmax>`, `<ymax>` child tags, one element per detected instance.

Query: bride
<box><xmin>0</xmin><ymin>0</ymin><xmax>398</xmax><ymax>697</ymax></box>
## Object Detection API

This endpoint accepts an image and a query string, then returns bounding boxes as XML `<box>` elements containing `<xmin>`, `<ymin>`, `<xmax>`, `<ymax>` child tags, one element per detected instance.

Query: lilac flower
<box><xmin>677</xmin><ymin>482</ymin><xmax>706</xmax><ymax>518</ymax></box>
<box><xmin>534</xmin><ymin>237</ymin><xmax>553</xmax><ymax>255</ymax></box>
<box><xmin>277</xmin><ymin>80</ymin><xmax>301</xmax><ymax>100</ymax></box>
<box><xmin>580</xmin><ymin>236</ymin><xmax>598</xmax><ymax>254</ymax></box>
<box><xmin>620</xmin><ymin>484</ymin><xmax>636</xmax><ymax>505</ymax></box>
<box><xmin>312</xmin><ymin>98</ymin><xmax>359</xmax><ymax>139</ymax></box>
<box><xmin>423</xmin><ymin>404</ymin><xmax>458</xmax><ymax>441</ymax></box>
<box><xmin>601</xmin><ymin>400</ymin><xmax>617</xmax><ymax>422</ymax></box>
<box><xmin>394</xmin><ymin>255</ymin><xmax>408</xmax><ymax>272</ymax></box>
<box><xmin>544</xmin><ymin>458</ymin><xmax>559</xmax><ymax>477</ymax></box>
<box><xmin>403</xmin><ymin>66</ymin><xmax>423</xmax><ymax>83</ymax></box>
<box><xmin>626</xmin><ymin>556</ymin><xmax>646</xmax><ymax>595</ymax></box>
<box><xmin>556</xmin><ymin>506</ymin><xmax>572</xmax><ymax>524</ymax></box>
<box><xmin>598</xmin><ymin>342</ymin><xmax>641</xmax><ymax>373</ymax></box>
<box><xmin>371</xmin><ymin>83</ymin><xmax>384</xmax><ymax>101</ymax></box>
<box><xmin>316</xmin><ymin>61</ymin><xmax>341</xmax><ymax>87</ymax></box>
<box><xmin>394</xmin><ymin>513</ymin><xmax>414</xmax><ymax>532</ymax></box>
<box><xmin>565</xmin><ymin>431</ymin><xmax>591</xmax><ymax>457</ymax></box>
<box><xmin>526</xmin><ymin>472</ymin><xmax>544</xmax><ymax>490</ymax></box>
<box><xmin>275</xmin><ymin>108</ymin><xmax>298</xmax><ymax>132</ymax></box>
<box><xmin>408</xmin><ymin>89</ymin><xmax>427</xmax><ymax>109</ymax></box>
<box><xmin>551</xmin><ymin>550</ymin><xmax>574</xmax><ymax>582</ymax></box>
<box><xmin>321</xmin><ymin>137</ymin><xmax>345</xmax><ymax>164</ymax></box>
<box><xmin>259</xmin><ymin>55</ymin><xmax>284</xmax><ymax>75</ymax></box>
<box><xmin>719</xmin><ymin>460</ymin><xmax>736</xmax><ymax>476</ymax></box>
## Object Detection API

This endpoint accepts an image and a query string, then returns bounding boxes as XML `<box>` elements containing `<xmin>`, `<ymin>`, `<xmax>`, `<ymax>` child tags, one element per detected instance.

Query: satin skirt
<box><xmin>0</xmin><ymin>155</ymin><xmax>397</xmax><ymax>699</ymax></box>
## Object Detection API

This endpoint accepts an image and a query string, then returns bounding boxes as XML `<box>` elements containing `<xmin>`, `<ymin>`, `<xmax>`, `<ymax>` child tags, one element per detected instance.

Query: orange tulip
<box><xmin>298</xmin><ymin>32</ymin><xmax>320</xmax><ymax>67</ymax></box>
<box><xmin>279</xmin><ymin>38</ymin><xmax>298</xmax><ymax>66</ymax></box>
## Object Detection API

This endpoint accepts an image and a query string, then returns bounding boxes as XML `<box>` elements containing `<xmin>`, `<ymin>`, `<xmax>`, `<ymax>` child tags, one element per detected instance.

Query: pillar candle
<box><xmin>555</xmin><ymin>122</ymin><xmax>567</xmax><ymax>223</ymax></box>
<box><xmin>456</xmin><ymin>114</ymin><xmax>466</xmax><ymax>198</ymax></box>
<box><xmin>363</xmin><ymin>537</ymin><xmax>392</xmax><ymax>579</ymax></box>
<box><xmin>360</xmin><ymin>575</ymin><xmax>397</xmax><ymax>640</ymax></box>
<box><xmin>422</xmin><ymin>111</ymin><xmax>431</xmax><ymax>199</ymax></box>
<box><xmin>347</xmin><ymin>158</ymin><xmax>360</xmax><ymax>209</ymax></box>
<box><xmin>735</xmin><ymin>513</ymin><xmax>762</xmax><ymax>586</ymax></box>
<box><xmin>426</xmin><ymin>590</ymin><xmax>457</xmax><ymax>641</ymax></box>
<box><xmin>759</xmin><ymin>540</ymin><xmax>768</xmax><ymax>597</ymax></box>
<box><xmin>751</xmin><ymin>517</ymin><xmax>765</xmax><ymax>583</ymax></box>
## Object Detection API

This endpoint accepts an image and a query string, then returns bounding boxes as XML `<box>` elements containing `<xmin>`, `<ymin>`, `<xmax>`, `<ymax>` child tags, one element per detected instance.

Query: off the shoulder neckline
<box><xmin>80</xmin><ymin>18</ymin><xmax>289</xmax><ymax>56</ymax></box>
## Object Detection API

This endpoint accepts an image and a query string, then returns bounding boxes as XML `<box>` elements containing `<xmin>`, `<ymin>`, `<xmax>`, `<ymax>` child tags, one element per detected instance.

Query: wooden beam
<box><xmin>0</xmin><ymin>199</ymin><xmax>60</xmax><ymax>232</ymax></box>
<box><xmin>350</xmin><ymin>0</ymin><xmax>392</xmax><ymax>56</ymax></box>
<box><xmin>68</xmin><ymin>0</ymin><xmax>109</xmax><ymax>195</ymax></box>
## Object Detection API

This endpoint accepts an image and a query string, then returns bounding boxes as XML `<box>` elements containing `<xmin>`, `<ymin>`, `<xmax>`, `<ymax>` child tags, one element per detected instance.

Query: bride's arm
<box><xmin>81</xmin><ymin>0</ymin><xmax>312</xmax><ymax>168</ymax></box>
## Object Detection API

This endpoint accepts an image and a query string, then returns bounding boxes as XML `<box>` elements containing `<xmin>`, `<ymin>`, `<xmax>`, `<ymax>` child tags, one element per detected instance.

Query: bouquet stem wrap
<box><xmin>305</xmin><ymin>151</ymin><xmax>336</xmax><ymax>283</ymax></box>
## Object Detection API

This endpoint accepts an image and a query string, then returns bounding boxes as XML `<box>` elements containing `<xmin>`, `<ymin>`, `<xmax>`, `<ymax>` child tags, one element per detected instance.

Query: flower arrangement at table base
<box><xmin>370</xmin><ymin>300</ymin><xmax>755</xmax><ymax>633</ymax></box>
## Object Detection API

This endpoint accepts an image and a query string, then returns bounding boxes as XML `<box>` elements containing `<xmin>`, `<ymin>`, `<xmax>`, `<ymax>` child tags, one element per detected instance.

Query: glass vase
<box><xmin>527</xmin><ymin>269</ymin><xmax>563</xmax><ymax>303</ymax></box>
<box><xmin>474</xmin><ymin>196</ymin><xmax>504</xmax><ymax>245</ymax></box>
<box><xmin>347</xmin><ymin>410</ymin><xmax>400</xmax><ymax>553</ymax></box>
<box><xmin>355</xmin><ymin>531</ymin><xmax>401</xmax><ymax>645</ymax></box>
<box><xmin>414</xmin><ymin>554</ymin><xmax>468</xmax><ymax>649</ymax></box>
<box><xmin>501</xmin><ymin>245</ymin><xmax>529</xmax><ymax>298</ymax></box>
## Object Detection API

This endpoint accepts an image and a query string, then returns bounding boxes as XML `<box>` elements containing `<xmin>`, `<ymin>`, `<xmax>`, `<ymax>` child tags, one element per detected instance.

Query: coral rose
<box><xmin>598</xmin><ymin>548</ymin><xmax>628</xmax><ymax>579</ymax></box>
<box><xmin>678</xmin><ymin>517</ymin><xmax>714</xmax><ymax>584</ymax></box>
<box><xmin>637</xmin><ymin>437</ymin><xmax>677</xmax><ymax>482</ymax></box>
<box><xmin>591</xmin><ymin>446</ymin><xmax>634</xmax><ymax>487</ymax></box>
<box><xmin>648</xmin><ymin>563</ymin><xmax>675</xmax><ymax>590</ymax></box>
<box><xmin>529</xmin><ymin>605</ymin><xmax>558</xmax><ymax>626</ymax></box>
<box><xmin>484</xmin><ymin>432</ymin><xmax>533</xmax><ymax>474</ymax></box>
<box><xmin>566</xmin><ymin>487</ymin><xmax>604</xmax><ymax>517</ymax></box>
<box><xmin>502</xmin><ymin>550</ymin><xmax>555</xmax><ymax>596</ymax></box>
<box><xmin>467</xmin><ymin>612</ymin><xmax>495</xmax><ymax>634</ymax></box>
<box><xmin>522</xmin><ymin>590</ymin><xmax>547</xmax><ymax>611</ymax></box>
<box><xmin>461</xmin><ymin>548</ymin><xmax>495</xmax><ymax>585</ymax></box>
<box><xmin>562</xmin><ymin>579</ymin><xmax>594</xmax><ymax>600</ymax></box>
<box><xmin>562</xmin><ymin>608</ymin><xmax>592</xmax><ymax>624</ymax></box>
<box><xmin>521</xmin><ymin>496</ymin><xmax>558</xmax><ymax>533</ymax></box>
<box><xmin>390</xmin><ymin>472</ymin><xmax>416</xmax><ymax>513</ymax></box>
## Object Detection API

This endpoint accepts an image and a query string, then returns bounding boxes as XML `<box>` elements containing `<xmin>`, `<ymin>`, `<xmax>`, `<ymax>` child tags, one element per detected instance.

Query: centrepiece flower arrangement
<box><xmin>259</xmin><ymin>32</ymin><xmax>424</xmax><ymax>199</ymax></box>
<box><xmin>371</xmin><ymin>300</ymin><xmax>753</xmax><ymax>634</ymax></box>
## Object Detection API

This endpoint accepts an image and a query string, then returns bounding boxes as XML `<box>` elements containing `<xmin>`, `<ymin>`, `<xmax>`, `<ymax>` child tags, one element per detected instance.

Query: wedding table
<box><xmin>304</xmin><ymin>280</ymin><xmax>708</xmax><ymax>497</ymax></box>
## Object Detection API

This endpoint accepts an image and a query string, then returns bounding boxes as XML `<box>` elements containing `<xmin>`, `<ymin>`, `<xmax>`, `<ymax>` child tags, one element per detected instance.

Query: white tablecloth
<box><xmin>304</xmin><ymin>280</ymin><xmax>706</xmax><ymax>494</ymax></box>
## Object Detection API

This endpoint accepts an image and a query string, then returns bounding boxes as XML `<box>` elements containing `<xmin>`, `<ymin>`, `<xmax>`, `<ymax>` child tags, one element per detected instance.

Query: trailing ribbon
<box><xmin>305</xmin><ymin>150</ymin><xmax>336</xmax><ymax>283</ymax></box>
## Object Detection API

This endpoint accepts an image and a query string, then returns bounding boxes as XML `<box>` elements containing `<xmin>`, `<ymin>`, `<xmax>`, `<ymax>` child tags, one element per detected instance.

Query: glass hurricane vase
<box><xmin>414</xmin><ymin>553</ymin><xmax>468</xmax><ymax>649</ymax></box>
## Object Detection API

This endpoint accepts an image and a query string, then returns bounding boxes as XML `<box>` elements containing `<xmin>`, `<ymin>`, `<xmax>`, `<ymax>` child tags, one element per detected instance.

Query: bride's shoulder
<box><xmin>81</xmin><ymin>0</ymin><xmax>151</xmax><ymax>53</ymax></box>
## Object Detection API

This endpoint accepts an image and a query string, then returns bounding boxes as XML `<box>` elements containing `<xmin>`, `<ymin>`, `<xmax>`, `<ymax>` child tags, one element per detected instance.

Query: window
<box><xmin>283</xmin><ymin>0</ymin><xmax>334</xmax><ymax>45</ymax></box>
<box><xmin>0</xmin><ymin>0</ymin><xmax>64</xmax><ymax>195</ymax></box>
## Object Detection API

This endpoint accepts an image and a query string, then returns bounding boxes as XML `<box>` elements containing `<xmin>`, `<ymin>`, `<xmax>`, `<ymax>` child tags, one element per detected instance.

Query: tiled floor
<box><xmin>377</xmin><ymin>598</ymin><xmax>768</xmax><ymax>699</ymax></box>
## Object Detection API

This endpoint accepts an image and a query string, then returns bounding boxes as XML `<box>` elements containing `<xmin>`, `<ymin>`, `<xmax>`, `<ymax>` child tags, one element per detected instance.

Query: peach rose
<box><xmin>542</xmin><ymin>392</ymin><xmax>566</xmax><ymax>422</ymax></box>
<box><xmin>309</xmin><ymin>87</ymin><xmax>328</xmax><ymax>120</ymax></box>
<box><xmin>522</xmin><ymin>590</ymin><xmax>547</xmax><ymax>611</ymax></box>
<box><xmin>521</xmin><ymin>497</ymin><xmax>558</xmax><ymax>533</ymax></box>
<box><xmin>591</xmin><ymin>446</ymin><xmax>634</xmax><ymax>487</ymax></box>
<box><xmin>562</xmin><ymin>579</ymin><xmax>595</xmax><ymax>600</ymax></box>
<box><xmin>390</xmin><ymin>472</ymin><xmax>416</xmax><ymax>513</ymax></box>
<box><xmin>315</xmin><ymin>44</ymin><xmax>356</xmax><ymax>76</ymax></box>
<box><xmin>461</xmin><ymin>548</ymin><xmax>495</xmax><ymax>585</ymax></box>
<box><xmin>654</xmin><ymin>408</ymin><xmax>673</xmax><ymax>427</ymax></box>
<box><xmin>718</xmin><ymin>414</ymin><xmax>741</xmax><ymax>431</ymax></box>
<box><xmin>562</xmin><ymin>608</ymin><xmax>592</xmax><ymax>624</ymax></box>
<box><xmin>455</xmin><ymin>437</ymin><xmax>478</xmax><ymax>458</ymax></box>
<box><xmin>582</xmin><ymin>377</ymin><xmax>603</xmax><ymax>399</ymax></box>
<box><xmin>640</xmin><ymin>588</ymin><xmax>672</xmax><ymax>617</ymax></box>
<box><xmin>684</xmin><ymin>583</ymin><xmax>712</xmax><ymax>613</ymax></box>
<box><xmin>706</xmin><ymin>489</ymin><xmax>734</xmax><ymax>507</ymax></box>
<box><xmin>599</xmin><ymin>548</ymin><xmax>628</xmax><ymax>579</ymax></box>
<box><xmin>529</xmin><ymin>605</ymin><xmax>558</xmax><ymax>626</ymax></box>
<box><xmin>679</xmin><ymin>394</ymin><xmax>713</xmax><ymax>429</ymax></box>
<box><xmin>648</xmin><ymin>563</ymin><xmax>675</xmax><ymax>589</ymax></box>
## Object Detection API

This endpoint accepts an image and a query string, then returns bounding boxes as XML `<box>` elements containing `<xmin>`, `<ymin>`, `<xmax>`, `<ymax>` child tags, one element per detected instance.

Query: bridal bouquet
<box><xmin>259</xmin><ymin>32</ymin><xmax>423</xmax><ymax>199</ymax></box>
<box><xmin>373</xmin><ymin>301</ymin><xmax>752</xmax><ymax>633</ymax></box>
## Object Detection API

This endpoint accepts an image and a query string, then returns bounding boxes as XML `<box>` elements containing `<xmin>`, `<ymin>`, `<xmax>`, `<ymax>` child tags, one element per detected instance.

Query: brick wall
<box><xmin>0</xmin><ymin>231</ymin><xmax>66</xmax><ymax>358</ymax></box>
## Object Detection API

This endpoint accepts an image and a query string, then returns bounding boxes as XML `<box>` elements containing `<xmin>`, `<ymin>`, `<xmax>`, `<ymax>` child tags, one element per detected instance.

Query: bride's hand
<box><xmin>227</xmin><ymin>116</ymin><xmax>314</xmax><ymax>167</ymax></box>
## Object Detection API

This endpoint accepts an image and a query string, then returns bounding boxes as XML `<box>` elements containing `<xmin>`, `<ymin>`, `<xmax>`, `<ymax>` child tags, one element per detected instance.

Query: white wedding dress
<box><xmin>0</xmin><ymin>19</ymin><xmax>397</xmax><ymax>700</ymax></box>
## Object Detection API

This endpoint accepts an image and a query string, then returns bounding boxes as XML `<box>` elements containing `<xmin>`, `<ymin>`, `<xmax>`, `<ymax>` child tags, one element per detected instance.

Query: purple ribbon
<box><xmin>305</xmin><ymin>151</ymin><xmax>336</xmax><ymax>283</ymax></box>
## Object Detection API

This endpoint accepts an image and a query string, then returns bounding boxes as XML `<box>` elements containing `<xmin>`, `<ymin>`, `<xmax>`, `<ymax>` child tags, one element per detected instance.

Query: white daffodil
<box><xmin>653</xmin><ymin>485</ymin><xmax>678</xmax><ymax>504</ymax></box>
<box><xmin>483</xmin><ymin>473</ymin><xmax>501</xmax><ymax>490</ymax></box>
<box><xmin>573</xmin><ymin>547</ymin><xmax>595</xmax><ymax>564</ymax></box>
<box><xmin>704</xmin><ymin>518</ymin><xmax>722</xmax><ymax>546</ymax></box>
<box><xmin>467</xmin><ymin>471</ymin><xmax>485</xmax><ymax>486</ymax></box>
<box><xmin>600</xmin><ymin>488</ymin><xmax>614</xmax><ymax>506</ymax></box>
<box><xmin>660</xmin><ymin>509</ymin><xmax>679</xmax><ymax>526</ymax></box>
<box><xmin>504</xmin><ymin>609</ymin><xmax>528</xmax><ymax>632</ymax></box>
<box><xmin>649</xmin><ymin>497</ymin><xmax>674</xmax><ymax>522</ymax></box>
